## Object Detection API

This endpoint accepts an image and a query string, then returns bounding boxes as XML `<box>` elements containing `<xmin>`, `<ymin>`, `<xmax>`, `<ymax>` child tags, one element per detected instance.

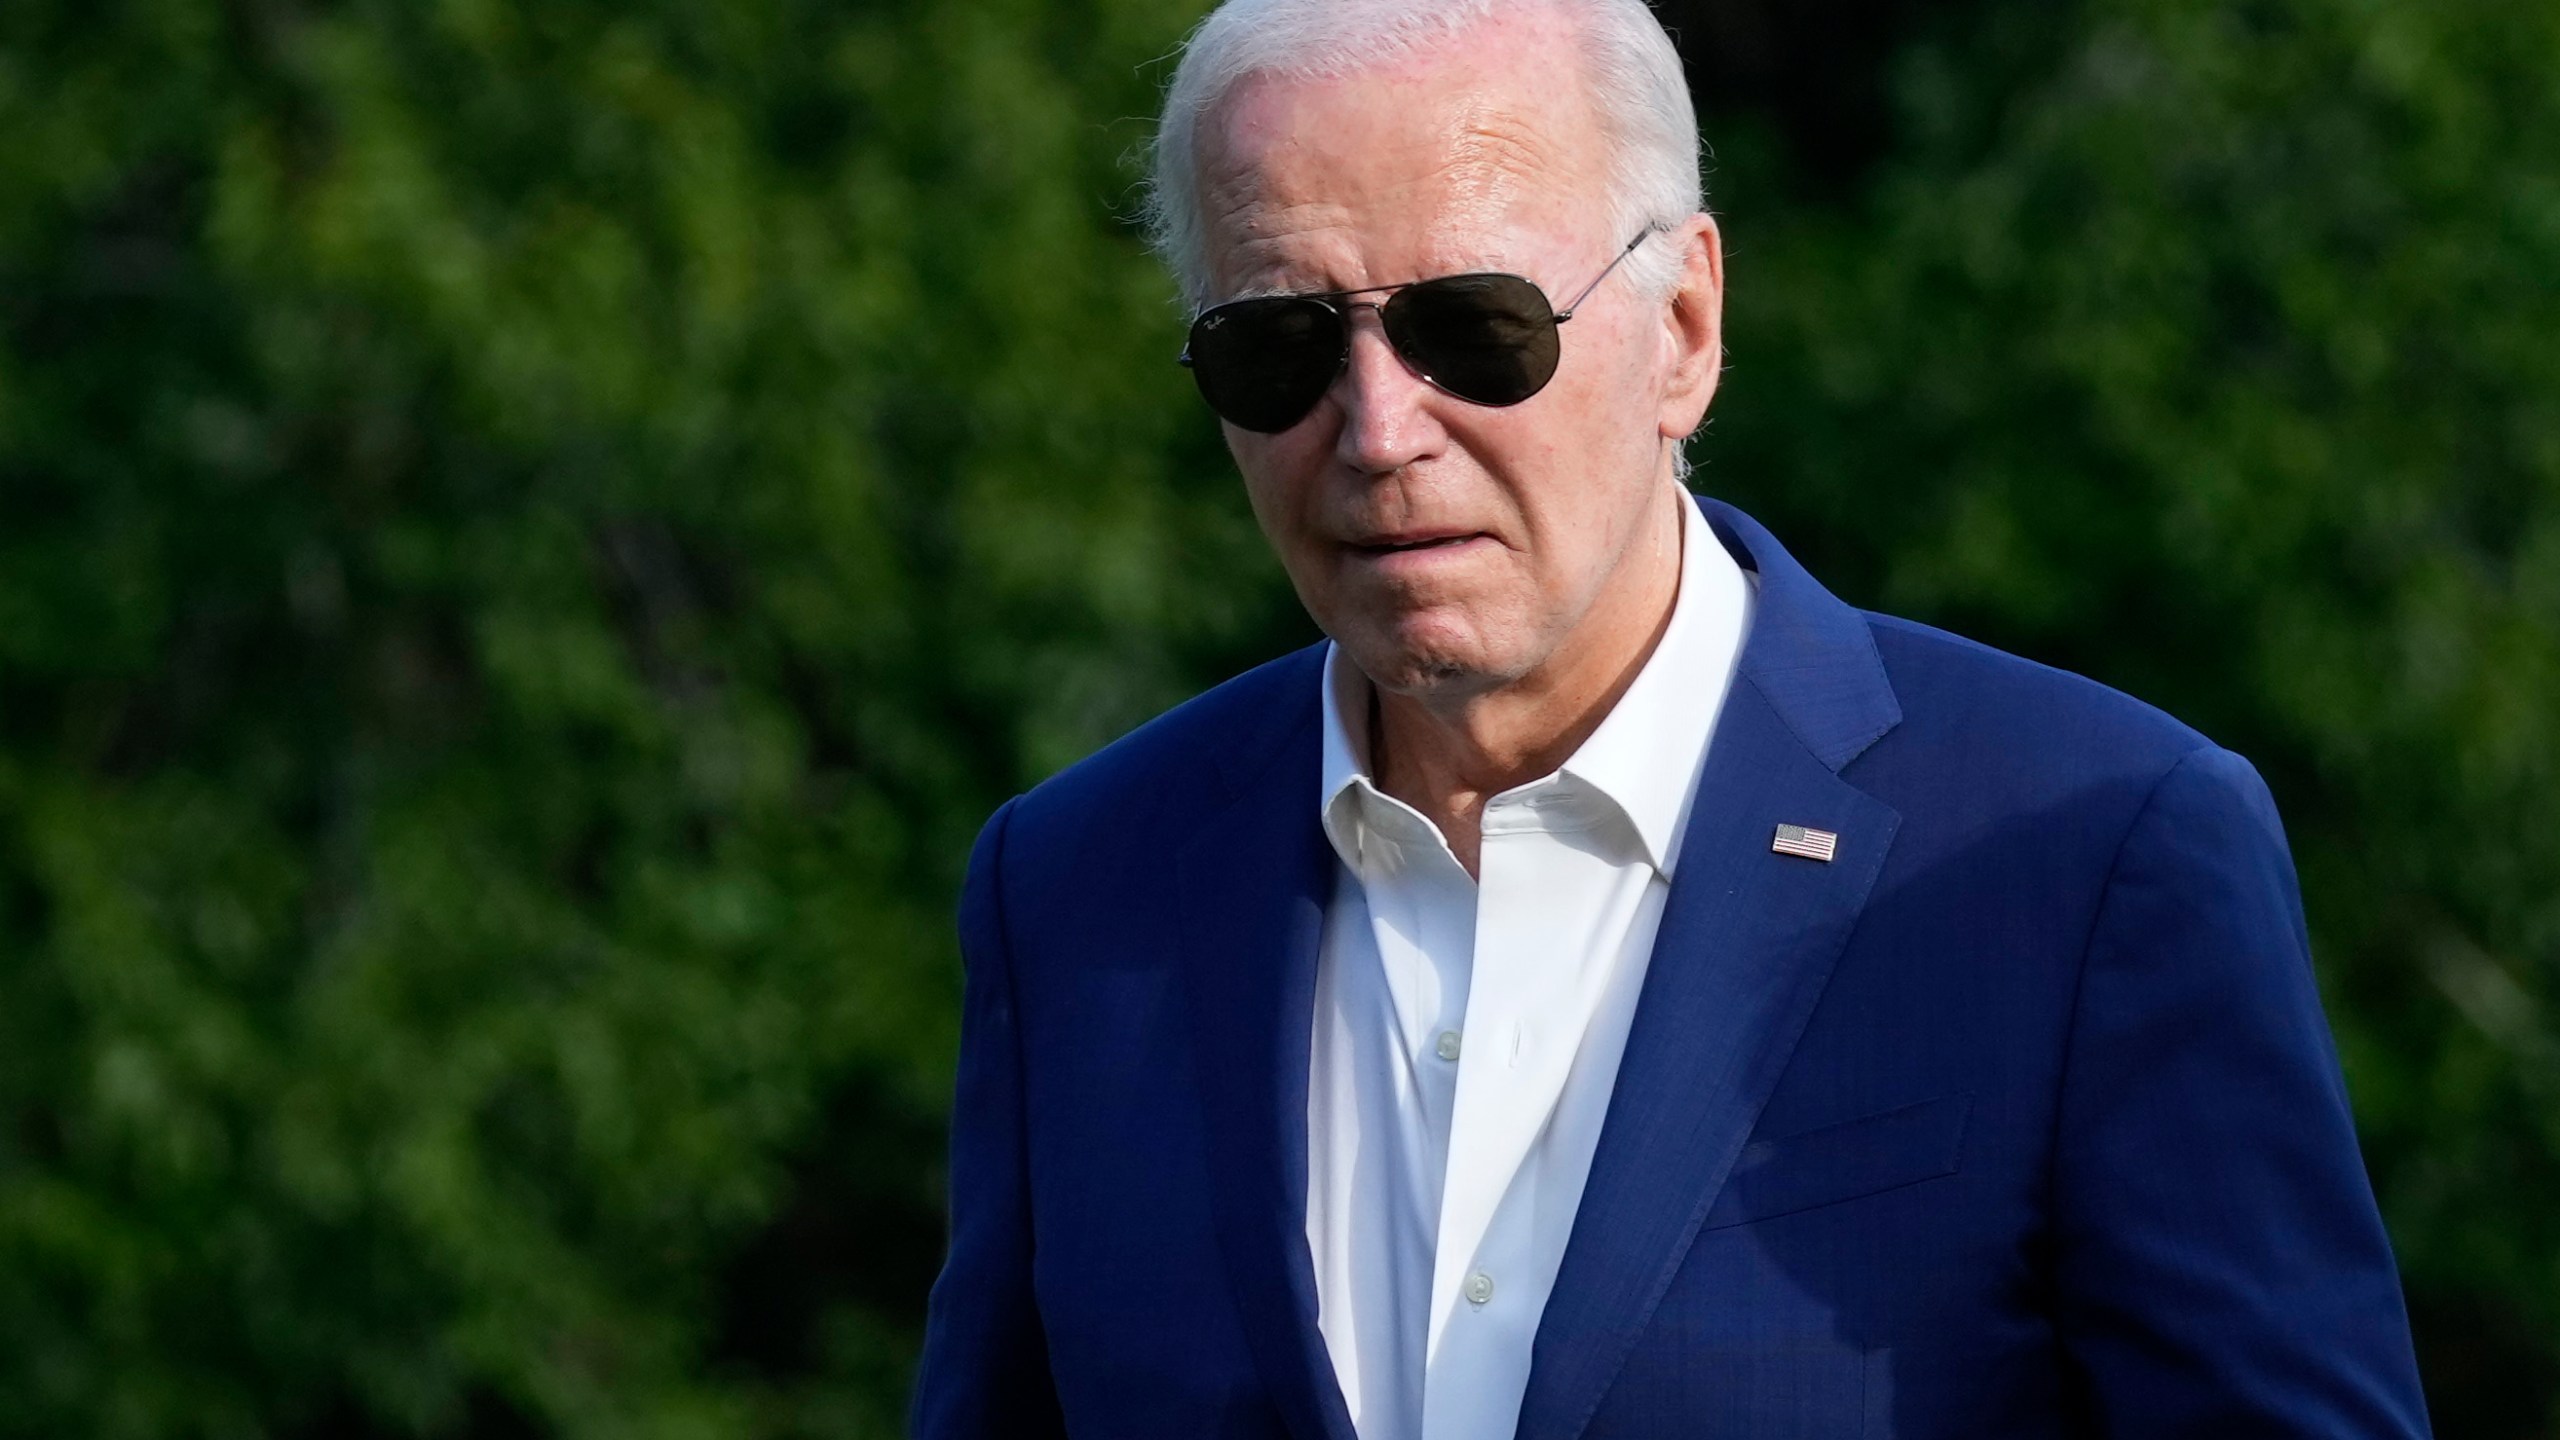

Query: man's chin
<box><xmin>1332</xmin><ymin>621</ymin><xmax>1530</xmax><ymax>703</ymax></box>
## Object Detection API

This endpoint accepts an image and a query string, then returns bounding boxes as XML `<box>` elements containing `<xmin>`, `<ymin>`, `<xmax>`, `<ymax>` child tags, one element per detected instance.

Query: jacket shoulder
<box><xmin>999</xmin><ymin>642</ymin><xmax>1325</xmax><ymax>871</ymax></box>
<box><xmin>1856</xmin><ymin>611</ymin><xmax>2218</xmax><ymax>794</ymax></box>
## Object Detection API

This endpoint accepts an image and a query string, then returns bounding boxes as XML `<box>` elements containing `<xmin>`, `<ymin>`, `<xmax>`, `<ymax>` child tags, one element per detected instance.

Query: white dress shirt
<box><xmin>1305</xmin><ymin>494</ymin><xmax>1754</xmax><ymax>1440</ymax></box>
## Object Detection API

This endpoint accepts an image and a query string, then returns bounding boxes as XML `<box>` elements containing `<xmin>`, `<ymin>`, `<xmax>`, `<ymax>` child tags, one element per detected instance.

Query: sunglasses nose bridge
<box><xmin>1329</xmin><ymin>299</ymin><xmax>1450</xmax><ymax>472</ymax></box>
<box><xmin>1336</xmin><ymin>297</ymin><xmax>1388</xmax><ymax>350</ymax></box>
<box><xmin>1338</xmin><ymin>297</ymin><xmax>1438</xmax><ymax>392</ymax></box>
<box><xmin>1336</xmin><ymin>299</ymin><xmax>1432</xmax><ymax>397</ymax></box>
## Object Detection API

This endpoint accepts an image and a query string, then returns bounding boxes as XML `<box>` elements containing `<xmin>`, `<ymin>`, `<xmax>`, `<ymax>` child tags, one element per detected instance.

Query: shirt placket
<box><xmin>1422</xmin><ymin>785</ymin><xmax>1627</xmax><ymax>1440</ymax></box>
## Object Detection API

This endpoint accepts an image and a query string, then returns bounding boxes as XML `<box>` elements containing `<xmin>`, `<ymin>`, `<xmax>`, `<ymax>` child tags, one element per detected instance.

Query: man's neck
<box><xmin>1370</xmin><ymin>487</ymin><xmax>1688</xmax><ymax>877</ymax></box>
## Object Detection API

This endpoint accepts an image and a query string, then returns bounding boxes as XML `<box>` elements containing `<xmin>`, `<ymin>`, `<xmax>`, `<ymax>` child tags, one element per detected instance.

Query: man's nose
<box><xmin>1331</xmin><ymin>307</ymin><xmax>1446</xmax><ymax>474</ymax></box>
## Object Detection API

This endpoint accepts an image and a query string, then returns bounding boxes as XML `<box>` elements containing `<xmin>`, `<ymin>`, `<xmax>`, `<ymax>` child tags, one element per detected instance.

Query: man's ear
<box><xmin>1656</xmin><ymin>214</ymin><xmax>1724</xmax><ymax>444</ymax></box>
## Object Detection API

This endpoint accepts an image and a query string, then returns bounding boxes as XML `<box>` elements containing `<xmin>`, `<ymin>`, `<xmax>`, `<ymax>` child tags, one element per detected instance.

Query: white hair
<box><xmin>1142</xmin><ymin>0</ymin><xmax>1704</xmax><ymax>311</ymax></box>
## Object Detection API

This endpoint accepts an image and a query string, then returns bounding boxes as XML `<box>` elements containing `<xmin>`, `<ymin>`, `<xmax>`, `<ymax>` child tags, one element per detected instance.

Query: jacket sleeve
<box><xmin>2050</xmin><ymin>745</ymin><xmax>2430</xmax><ymax>1436</ymax></box>
<box><xmin>910</xmin><ymin>798</ymin><xmax>1068</xmax><ymax>1439</ymax></box>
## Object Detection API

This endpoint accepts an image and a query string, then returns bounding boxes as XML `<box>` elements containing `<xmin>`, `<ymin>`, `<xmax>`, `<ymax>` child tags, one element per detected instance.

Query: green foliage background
<box><xmin>0</xmin><ymin>0</ymin><xmax>2551</xmax><ymax>1435</ymax></box>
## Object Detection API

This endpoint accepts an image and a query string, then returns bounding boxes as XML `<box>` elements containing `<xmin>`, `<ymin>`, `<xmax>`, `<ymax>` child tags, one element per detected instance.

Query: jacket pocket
<box><xmin>1701</xmin><ymin>1093</ymin><xmax>1973</xmax><ymax>1231</ymax></box>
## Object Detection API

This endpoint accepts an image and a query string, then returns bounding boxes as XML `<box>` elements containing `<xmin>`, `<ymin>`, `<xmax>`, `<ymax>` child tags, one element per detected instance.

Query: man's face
<box><xmin>1193</xmin><ymin>13</ymin><xmax>1718</xmax><ymax>702</ymax></box>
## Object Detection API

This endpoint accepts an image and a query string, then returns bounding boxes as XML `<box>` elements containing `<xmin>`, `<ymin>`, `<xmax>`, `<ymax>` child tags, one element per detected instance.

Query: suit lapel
<box><xmin>1514</xmin><ymin>499</ymin><xmax>1907</xmax><ymax>1440</ymax></box>
<box><xmin>1175</xmin><ymin>674</ymin><xmax>1360</xmax><ymax>1440</ymax></box>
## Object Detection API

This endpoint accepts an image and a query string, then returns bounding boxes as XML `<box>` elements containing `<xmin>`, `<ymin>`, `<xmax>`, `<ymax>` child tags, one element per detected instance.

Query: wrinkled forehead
<box><xmin>1192</xmin><ymin>40</ymin><xmax>1612</xmax><ymax>300</ymax></box>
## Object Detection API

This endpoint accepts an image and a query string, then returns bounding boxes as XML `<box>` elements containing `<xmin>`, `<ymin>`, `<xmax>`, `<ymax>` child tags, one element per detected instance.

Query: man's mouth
<box><xmin>1353</xmin><ymin>532</ymin><xmax>1485</xmax><ymax>556</ymax></box>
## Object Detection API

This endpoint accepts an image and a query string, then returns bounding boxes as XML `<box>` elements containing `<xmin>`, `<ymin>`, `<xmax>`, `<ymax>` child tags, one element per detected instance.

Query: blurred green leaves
<box><xmin>1</xmin><ymin>0</ymin><xmax>2554</xmax><ymax>1434</ymax></box>
<box><xmin>2</xmin><ymin>0</ymin><xmax>1283</xmax><ymax>1434</ymax></box>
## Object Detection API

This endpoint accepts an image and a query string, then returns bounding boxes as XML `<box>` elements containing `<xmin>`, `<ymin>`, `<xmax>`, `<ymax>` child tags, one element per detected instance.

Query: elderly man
<box><xmin>911</xmin><ymin>0</ymin><xmax>2431</xmax><ymax>1436</ymax></box>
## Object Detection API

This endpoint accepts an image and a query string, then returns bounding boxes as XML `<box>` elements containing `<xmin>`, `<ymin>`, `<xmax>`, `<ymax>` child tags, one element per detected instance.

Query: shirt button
<box><xmin>1434</xmin><ymin>1030</ymin><xmax>1463</xmax><ymax>1062</ymax></box>
<box><xmin>1465</xmin><ymin>1271</ymin><xmax>1495</xmax><ymax>1306</ymax></box>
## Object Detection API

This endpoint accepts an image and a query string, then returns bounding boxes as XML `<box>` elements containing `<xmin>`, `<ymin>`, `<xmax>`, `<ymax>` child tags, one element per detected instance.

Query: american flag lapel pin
<box><xmin>1771</xmin><ymin>823</ymin><xmax>1839</xmax><ymax>863</ymax></box>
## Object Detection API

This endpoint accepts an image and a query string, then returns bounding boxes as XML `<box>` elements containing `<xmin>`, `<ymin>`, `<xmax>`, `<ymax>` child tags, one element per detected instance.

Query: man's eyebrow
<box><xmin>1205</xmin><ymin>260</ymin><xmax>1334</xmax><ymax>306</ymax></box>
<box><xmin>1222</xmin><ymin>279</ymin><xmax>1317</xmax><ymax>302</ymax></box>
<box><xmin>1209</xmin><ymin>242</ymin><xmax>1514</xmax><ymax>306</ymax></box>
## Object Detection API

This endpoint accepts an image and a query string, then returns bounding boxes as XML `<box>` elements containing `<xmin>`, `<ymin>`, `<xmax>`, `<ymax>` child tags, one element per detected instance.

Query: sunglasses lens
<box><xmin>1186</xmin><ymin>297</ymin><xmax>1346</xmax><ymax>433</ymax></box>
<box><xmin>1383</xmin><ymin>274</ymin><xmax>1560</xmax><ymax>406</ymax></box>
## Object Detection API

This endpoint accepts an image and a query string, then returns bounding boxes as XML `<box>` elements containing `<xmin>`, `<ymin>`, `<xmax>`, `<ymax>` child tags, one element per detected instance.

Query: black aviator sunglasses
<box><xmin>1178</xmin><ymin>226</ymin><xmax>1664</xmax><ymax>434</ymax></box>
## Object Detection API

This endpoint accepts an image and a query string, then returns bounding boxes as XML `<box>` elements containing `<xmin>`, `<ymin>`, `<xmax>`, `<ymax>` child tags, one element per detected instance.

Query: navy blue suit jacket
<box><xmin>912</xmin><ymin>499</ymin><xmax>2430</xmax><ymax>1439</ymax></box>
